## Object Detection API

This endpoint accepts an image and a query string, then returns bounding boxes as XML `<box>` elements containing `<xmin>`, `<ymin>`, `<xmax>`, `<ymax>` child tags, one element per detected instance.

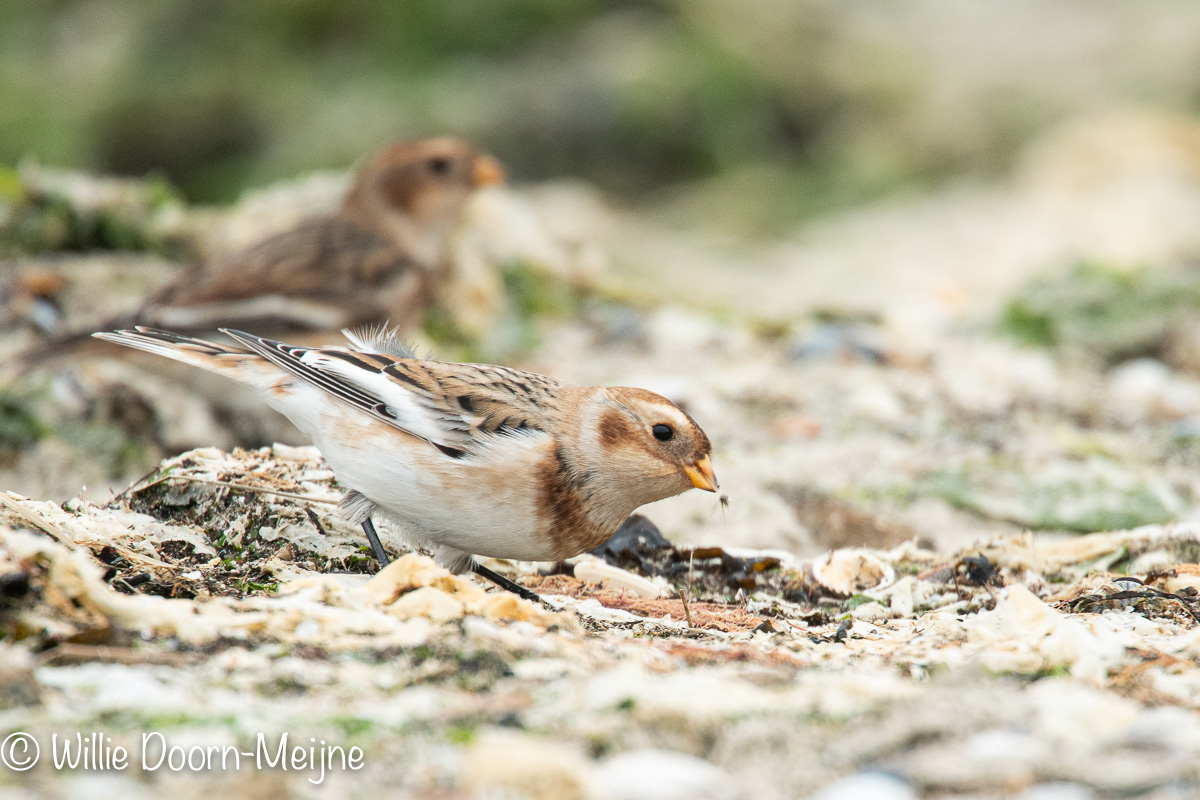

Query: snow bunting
<box><xmin>94</xmin><ymin>326</ymin><xmax>718</xmax><ymax>598</ymax></box>
<box><xmin>23</xmin><ymin>139</ymin><xmax>504</xmax><ymax>364</ymax></box>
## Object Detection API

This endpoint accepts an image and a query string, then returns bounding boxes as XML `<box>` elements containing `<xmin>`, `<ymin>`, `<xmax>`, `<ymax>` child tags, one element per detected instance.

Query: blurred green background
<box><xmin>8</xmin><ymin>0</ymin><xmax>1200</xmax><ymax>533</ymax></box>
<box><xmin>7</xmin><ymin>0</ymin><xmax>1200</xmax><ymax>234</ymax></box>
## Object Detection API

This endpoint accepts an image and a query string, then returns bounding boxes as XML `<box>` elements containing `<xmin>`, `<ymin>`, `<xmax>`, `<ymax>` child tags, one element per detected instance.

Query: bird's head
<box><xmin>346</xmin><ymin>138</ymin><xmax>505</xmax><ymax>264</ymax></box>
<box><xmin>580</xmin><ymin>387</ymin><xmax>717</xmax><ymax>515</ymax></box>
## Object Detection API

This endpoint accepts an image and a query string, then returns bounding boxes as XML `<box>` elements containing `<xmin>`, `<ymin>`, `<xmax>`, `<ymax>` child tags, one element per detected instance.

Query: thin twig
<box><xmin>305</xmin><ymin>507</ymin><xmax>329</xmax><ymax>536</ymax></box>
<box><xmin>680</xmin><ymin>547</ymin><xmax>700</xmax><ymax>629</ymax></box>
<box><xmin>131</xmin><ymin>475</ymin><xmax>339</xmax><ymax>505</ymax></box>
<box><xmin>110</xmin><ymin>462</ymin><xmax>167</xmax><ymax>504</ymax></box>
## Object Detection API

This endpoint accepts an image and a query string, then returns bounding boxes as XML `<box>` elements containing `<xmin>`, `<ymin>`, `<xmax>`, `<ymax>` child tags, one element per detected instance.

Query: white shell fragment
<box><xmin>812</xmin><ymin>549</ymin><xmax>896</xmax><ymax>596</ymax></box>
<box><xmin>574</xmin><ymin>557</ymin><xmax>665</xmax><ymax>599</ymax></box>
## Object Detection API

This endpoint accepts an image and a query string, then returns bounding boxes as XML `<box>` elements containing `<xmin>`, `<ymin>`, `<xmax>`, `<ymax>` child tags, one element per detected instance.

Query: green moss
<box><xmin>991</xmin><ymin>664</ymin><xmax>1072</xmax><ymax>681</ymax></box>
<box><xmin>501</xmin><ymin>261</ymin><xmax>580</xmax><ymax>319</ymax></box>
<box><xmin>0</xmin><ymin>192</ymin><xmax>75</xmax><ymax>253</ymax></box>
<box><xmin>920</xmin><ymin>467</ymin><xmax>1175</xmax><ymax>534</ymax></box>
<box><xmin>421</xmin><ymin>304</ymin><xmax>483</xmax><ymax>362</ymax></box>
<box><xmin>0</xmin><ymin>393</ymin><xmax>45</xmax><ymax>455</ymax></box>
<box><xmin>237</xmin><ymin>579</ymin><xmax>279</xmax><ymax>594</ymax></box>
<box><xmin>999</xmin><ymin>299</ymin><xmax>1056</xmax><ymax>348</ymax></box>
<box><xmin>998</xmin><ymin>261</ymin><xmax>1200</xmax><ymax>363</ymax></box>
<box><xmin>55</xmin><ymin>419</ymin><xmax>153</xmax><ymax>480</ymax></box>
<box><xmin>333</xmin><ymin>717</ymin><xmax>375</xmax><ymax>738</ymax></box>
<box><xmin>0</xmin><ymin>171</ymin><xmax>183</xmax><ymax>255</ymax></box>
<box><xmin>98</xmin><ymin>709</ymin><xmax>237</xmax><ymax>732</ymax></box>
<box><xmin>843</xmin><ymin>594</ymin><xmax>876</xmax><ymax>610</ymax></box>
<box><xmin>0</xmin><ymin>165</ymin><xmax>22</xmax><ymax>202</ymax></box>
<box><xmin>258</xmin><ymin>674</ymin><xmax>308</xmax><ymax>697</ymax></box>
<box><xmin>446</xmin><ymin>725</ymin><xmax>477</xmax><ymax>745</ymax></box>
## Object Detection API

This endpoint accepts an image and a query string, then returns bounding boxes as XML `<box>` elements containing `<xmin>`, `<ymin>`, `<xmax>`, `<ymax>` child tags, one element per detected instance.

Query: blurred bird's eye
<box><xmin>652</xmin><ymin>424</ymin><xmax>673</xmax><ymax>441</ymax></box>
<box><xmin>428</xmin><ymin>157</ymin><xmax>451</xmax><ymax>175</ymax></box>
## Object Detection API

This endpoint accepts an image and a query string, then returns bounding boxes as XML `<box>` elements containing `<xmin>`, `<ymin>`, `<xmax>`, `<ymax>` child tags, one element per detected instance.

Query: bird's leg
<box><xmin>361</xmin><ymin>517</ymin><xmax>391</xmax><ymax>568</ymax></box>
<box><xmin>471</xmin><ymin>561</ymin><xmax>545</xmax><ymax>605</ymax></box>
<box><xmin>359</xmin><ymin>522</ymin><xmax>547</xmax><ymax>607</ymax></box>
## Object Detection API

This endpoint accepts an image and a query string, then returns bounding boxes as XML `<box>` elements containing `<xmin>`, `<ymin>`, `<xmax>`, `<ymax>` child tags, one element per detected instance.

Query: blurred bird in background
<box><xmin>12</xmin><ymin>137</ymin><xmax>504</xmax><ymax>368</ymax></box>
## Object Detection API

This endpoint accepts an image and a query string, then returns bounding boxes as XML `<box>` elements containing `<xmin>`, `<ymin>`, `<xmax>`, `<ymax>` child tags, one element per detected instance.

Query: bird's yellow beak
<box><xmin>472</xmin><ymin>155</ymin><xmax>506</xmax><ymax>186</ymax></box>
<box><xmin>684</xmin><ymin>455</ymin><xmax>719</xmax><ymax>493</ymax></box>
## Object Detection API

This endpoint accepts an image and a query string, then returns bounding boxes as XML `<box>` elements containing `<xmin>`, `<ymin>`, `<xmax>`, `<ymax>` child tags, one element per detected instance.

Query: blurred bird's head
<box><xmin>345</xmin><ymin>137</ymin><xmax>505</xmax><ymax>265</ymax></box>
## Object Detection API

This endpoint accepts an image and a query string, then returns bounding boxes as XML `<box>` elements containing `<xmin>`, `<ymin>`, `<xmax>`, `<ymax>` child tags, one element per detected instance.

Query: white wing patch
<box><xmin>298</xmin><ymin>350</ymin><xmax>473</xmax><ymax>449</ymax></box>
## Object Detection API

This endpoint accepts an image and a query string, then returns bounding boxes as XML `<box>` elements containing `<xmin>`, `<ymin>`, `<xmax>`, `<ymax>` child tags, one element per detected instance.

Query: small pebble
<box><xmin>805</xmin><ymin>773</ymin><xmax>915</xmax><ymax>800</ymax></box>
<box><xmin>588</xmin><ymin>749</ymin><xmax>735</xmax><ymax>800</ymax></box>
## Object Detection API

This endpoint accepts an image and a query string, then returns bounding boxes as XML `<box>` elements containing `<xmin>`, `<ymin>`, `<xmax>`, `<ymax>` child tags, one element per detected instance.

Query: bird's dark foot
<box><xmin>471</xmin><ymin>562</ymin><xmax>550</xmax><ymax>607</ymax></box>
<box><xmin>361</xmin><ymin>518</ymin><xmax>391</xmax><ymax>570</ymax></box>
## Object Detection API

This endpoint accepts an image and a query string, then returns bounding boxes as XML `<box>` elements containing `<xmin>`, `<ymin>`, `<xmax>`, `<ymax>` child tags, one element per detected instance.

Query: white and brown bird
<box><xmin>94</xmin><ymin>326</ymin><xmax>718</xmax><ymax>598</ymax></box>
<box><xmin>19</xmin><ymin>138</ymin><xmax>504</xmax><ymax>366</ymax></box>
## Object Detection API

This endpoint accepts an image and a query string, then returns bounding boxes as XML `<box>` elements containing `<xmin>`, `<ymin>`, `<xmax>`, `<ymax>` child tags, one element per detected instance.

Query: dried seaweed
<box><xmin>592</xmin><ymin>514</ymin><xmax>783</xmax><ymax>599</ymax></box>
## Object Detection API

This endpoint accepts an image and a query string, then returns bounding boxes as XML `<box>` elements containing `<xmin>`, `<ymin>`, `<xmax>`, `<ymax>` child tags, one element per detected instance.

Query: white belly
<box><xmin>270</xmin><ymin>387</ymin><xmax>562</xmax><ymax>561</ymax></box>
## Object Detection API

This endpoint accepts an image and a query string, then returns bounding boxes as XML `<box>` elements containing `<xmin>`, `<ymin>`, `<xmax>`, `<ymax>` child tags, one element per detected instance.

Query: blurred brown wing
<box><xmin>8</xmin><ymin>215</ymin><xmax>429</xmax><ymax>372</ymax></box>
<box><xmin>143</xmin><ymin>214</ymin><xmax>429</xmax><ymax>332</ymax></box>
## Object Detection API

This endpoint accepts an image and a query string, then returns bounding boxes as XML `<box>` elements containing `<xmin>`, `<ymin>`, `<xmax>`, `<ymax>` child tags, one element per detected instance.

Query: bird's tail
<box><xmin>90</xmin><ymin>327</ymin><xmax>284</xmax><ymax>388</ymax></box>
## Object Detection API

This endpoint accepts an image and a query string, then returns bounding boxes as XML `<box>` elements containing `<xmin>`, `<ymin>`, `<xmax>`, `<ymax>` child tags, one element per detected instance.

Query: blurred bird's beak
<box><xmin>472</xmin><ymin>155</ymin><xmax>506</xmax><ymax>186</ymax></box>
<box><xmin>684</xmin><ymin>455</ymin><xmax>719</xmax><ymax>492</ymax></box>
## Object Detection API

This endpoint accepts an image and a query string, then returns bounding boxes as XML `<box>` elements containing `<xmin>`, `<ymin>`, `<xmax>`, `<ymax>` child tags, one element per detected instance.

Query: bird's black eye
<box><xmin>428</xmin><ymin>157</ymin><xmax>451</xmax><ymax>175</ymax></box>
<box><xmin>652</xmin><ymin>424</ymin><xmax>673</xmax><ymax>442</ymax></box>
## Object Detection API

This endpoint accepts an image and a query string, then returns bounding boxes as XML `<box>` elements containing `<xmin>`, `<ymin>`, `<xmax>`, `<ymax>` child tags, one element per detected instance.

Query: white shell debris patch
<box><xmin>811</xmin><ymin>549</ymin><xmax>896</xmax><ymax>596</ymax></box>
<box><xmin>4</xmin><ymin>454</ymin><xmax>1200</xmax><ymax>797</ymax></box>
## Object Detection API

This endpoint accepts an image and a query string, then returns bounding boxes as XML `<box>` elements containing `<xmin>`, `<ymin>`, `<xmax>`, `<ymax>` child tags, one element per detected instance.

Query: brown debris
<box><xmin>520</xmin><ymin>574</ymin><xmax>766</xmax><ymax>632</ymax></box>
<box><xmin>36</xmin><ymin>642</ymin><xmax>199</xmax><ymax>667</ymax></box>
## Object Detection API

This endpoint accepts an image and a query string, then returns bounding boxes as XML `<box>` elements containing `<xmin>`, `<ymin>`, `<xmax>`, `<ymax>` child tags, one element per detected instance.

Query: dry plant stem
<box><xmin>683</xmin><ymin>548</ymin><xmax>698</xmax><ymax>628</ymax></box>
<box><xmin>0</xmin><ymin>491</ymin><xmax>74</xmax><ymax>547</ymax></box>
<box><xmin>133</xmin><ymin>475</ymin><xmax>340</xmax><ymax>505</ymax></box>
<box><xmin>110</xmin><ymin>462</ymin><xmax>167</xmax><ymax>504</ymax></box>
<box><xmin>305</xmin><ymin>507</ymin><xmax>329</xmax><ymax>537</ymax></box>
<box><xmin>680</xmin><ymin>586</ymin><xmax>694</xmax><ymax>628</ymax></box>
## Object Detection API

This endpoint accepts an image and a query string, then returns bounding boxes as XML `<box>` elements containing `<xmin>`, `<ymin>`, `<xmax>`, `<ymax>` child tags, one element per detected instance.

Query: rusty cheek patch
<box><xmin>601</xmin><ymin>408</ymin><xmax>677</xmax><ymax>467</ymax></box>
<box><xmin>598</xmin><ymin>408</ymin><xmax>662</xmax><ymax>461</ymax></box>
<box><xmin>538</xmin><ymin>446</ymin><xmax>609</xmax><ymax>559</ymax></box>
<box><xmin>378</xmin><ymin>165</ymin><xmax>420</xmax><ymax>212</ymax></box>
<box><xmin>598</xmin><ymin>408</ymin><xmax>633</xmax><ymax>450</ymax></box>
